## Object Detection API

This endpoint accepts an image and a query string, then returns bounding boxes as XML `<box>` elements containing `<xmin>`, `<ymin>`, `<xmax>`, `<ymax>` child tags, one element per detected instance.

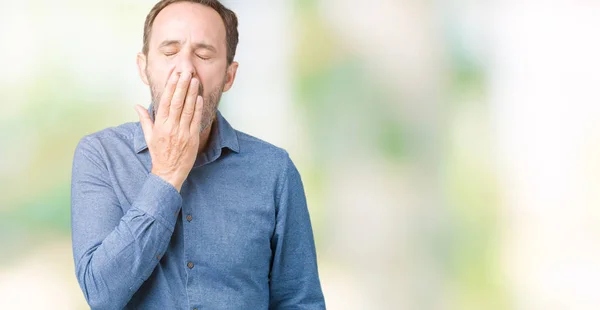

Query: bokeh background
<box><xmin>1</xmin><ymin>0</ymin><xmax>600</xmax><ymax>309</ymax></box>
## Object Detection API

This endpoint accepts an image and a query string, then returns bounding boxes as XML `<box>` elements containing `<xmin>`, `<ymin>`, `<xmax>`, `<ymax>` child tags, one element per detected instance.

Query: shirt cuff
<box><xmin>133</xmin><ymin>173</ymin><xmax>182</xmax><ymax>232</ymax></box>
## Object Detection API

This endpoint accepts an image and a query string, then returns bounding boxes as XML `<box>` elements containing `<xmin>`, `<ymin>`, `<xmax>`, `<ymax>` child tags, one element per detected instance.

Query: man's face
<box><xmin>137</xmin><ymin>2</ymin><xmax>238</xmax><ymax>132</ymax></box>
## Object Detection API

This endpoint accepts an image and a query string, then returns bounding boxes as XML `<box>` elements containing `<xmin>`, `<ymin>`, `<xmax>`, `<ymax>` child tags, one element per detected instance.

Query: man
<box><xmin>70</xmin><ymin>0</ymin><xmax>325</xmax><ymax>309</ymax></box>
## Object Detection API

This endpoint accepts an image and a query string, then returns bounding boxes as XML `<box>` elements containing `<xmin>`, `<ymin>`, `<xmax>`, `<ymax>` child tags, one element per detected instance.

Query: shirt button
<box><xmin>156</xmin><ymin>255</ymin><xmax>162</xmax><ymax>260</ymax></box>
<box><xmin>187</xmin><ymin>261</ymin><xmax>194</xmax><ymax>269</ymax></box>
<box><xmin>186</xmin><ymin>214</ymin><xmax>193</xmax><ymax>222</ymax></box>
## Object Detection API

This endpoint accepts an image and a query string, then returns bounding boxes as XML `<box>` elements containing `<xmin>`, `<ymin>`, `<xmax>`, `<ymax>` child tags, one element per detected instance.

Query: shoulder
<box><xmin>233</xmin><ymin>130</ymin><xmax>303</xmax><ymax>190</ymax></box>
<box><xmin>80</xmin><ymin>122</ymin><xmax>137</xmax><ymax>145</ymax></box>
<box><xmin>76</xmin><ymin>122</ymin><xmax>138</xmax><ymax>152</ymax></box>
<box><xmin>234</xmin><ymin>130</ymin><xmax>294</xmax><ymax>169</ymax></box>
<box><xmin>73</xmin><ymin>122</ymin><xmax>139</xmax><ymax>167</ymax></box>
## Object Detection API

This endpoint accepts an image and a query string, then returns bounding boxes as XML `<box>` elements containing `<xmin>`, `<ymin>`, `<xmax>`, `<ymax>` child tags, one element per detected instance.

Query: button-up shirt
<box><xmin>70</xmin><ymin>106</ymin><xmax>325</xmax><ymax>309</ymax></box>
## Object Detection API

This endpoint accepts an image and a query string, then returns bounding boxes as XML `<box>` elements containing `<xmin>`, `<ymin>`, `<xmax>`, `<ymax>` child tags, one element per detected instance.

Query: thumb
<box><xmin>135</xmin><ymin>104</ymin><xmax>153</xmax><ymax>140</ymax></box>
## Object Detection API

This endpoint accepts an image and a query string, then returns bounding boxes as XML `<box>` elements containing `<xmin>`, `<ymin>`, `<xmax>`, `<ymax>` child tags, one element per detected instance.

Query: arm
<box><xmin>71</xmin><ymin>136</ymin><xmax>181</xmax><ymax>309</ymax></box>
<box><xmin>269</xmin><ymin>156</ymin><xmax>326</xmax><ymax>309</ymax></box>
<box><xmin>72</xmin><ymin>68</ymin><xmax>203</xmax><ymax>309</ymax></box>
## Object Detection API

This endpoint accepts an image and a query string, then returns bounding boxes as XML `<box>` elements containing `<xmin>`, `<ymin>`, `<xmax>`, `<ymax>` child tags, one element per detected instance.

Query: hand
<box><xmin>135</xmin><ymin>67</ymin><xmax>204</xmax><ymax>192</ymax></box>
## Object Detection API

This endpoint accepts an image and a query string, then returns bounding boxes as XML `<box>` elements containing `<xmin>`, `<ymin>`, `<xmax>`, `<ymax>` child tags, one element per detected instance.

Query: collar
<box><xmin>134</xmin><ymin>104</ymin><xmax>240</xmax><ymax>156</ymax></box>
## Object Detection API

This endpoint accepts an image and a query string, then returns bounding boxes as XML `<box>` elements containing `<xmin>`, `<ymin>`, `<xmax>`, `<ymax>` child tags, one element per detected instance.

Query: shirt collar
<box><xmin>134</xmin><ymin>104</ymin><xmax>240</xmax><ymax>156</ymax></box>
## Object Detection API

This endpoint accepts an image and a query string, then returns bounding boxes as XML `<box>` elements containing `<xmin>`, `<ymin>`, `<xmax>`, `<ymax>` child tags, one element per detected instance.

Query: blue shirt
<box><xmin>70</xmin><ymin>106</ymin><xmax>325</xmax><ymax>310</ymax></box>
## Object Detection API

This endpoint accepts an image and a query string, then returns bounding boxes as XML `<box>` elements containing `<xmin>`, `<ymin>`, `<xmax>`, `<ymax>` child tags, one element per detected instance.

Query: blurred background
<box><xmin>1</xmin><ymin>0</ymin><xmax>600</xmax><ymax>309</ymax></box>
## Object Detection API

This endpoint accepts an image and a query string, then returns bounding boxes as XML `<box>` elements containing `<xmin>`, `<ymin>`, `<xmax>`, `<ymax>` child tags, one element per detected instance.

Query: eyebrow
<box><xmin>158</xmin><ymin>40</ymin><xmax>217</xmax><ymax>53</ymax></box>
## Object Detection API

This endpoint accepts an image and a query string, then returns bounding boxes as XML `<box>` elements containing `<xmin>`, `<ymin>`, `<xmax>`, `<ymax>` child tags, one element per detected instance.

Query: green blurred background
<box><xmin>2</xmin><ymin>1</ymin><xmax>600</xmax><ymax>309</ymax></box>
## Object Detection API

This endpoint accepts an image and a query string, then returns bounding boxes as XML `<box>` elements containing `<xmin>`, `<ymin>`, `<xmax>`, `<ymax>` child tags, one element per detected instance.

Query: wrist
<box><xmin>151</xmin><ymin>169</ymin><xmax>183</xmax><ymax>192</ymax></box>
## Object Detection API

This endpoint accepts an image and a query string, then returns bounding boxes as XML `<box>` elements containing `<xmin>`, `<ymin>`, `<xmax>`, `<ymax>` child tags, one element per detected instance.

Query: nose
<box><xmin>175</xmin><ymin>50</ymin><xmax>198</xmax><ymax>77</ymax></box>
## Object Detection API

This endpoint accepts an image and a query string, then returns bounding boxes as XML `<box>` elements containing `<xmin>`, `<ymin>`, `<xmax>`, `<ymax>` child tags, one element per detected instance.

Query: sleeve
<box><xmin>70</xmin><ymin>136</ymin><xmax>182</xmax><ymax>310</ymax></box>
<box><xmin>268</xmin><ymin>155</ymin><xmax>326</xmax><ymax>309</ymax></box>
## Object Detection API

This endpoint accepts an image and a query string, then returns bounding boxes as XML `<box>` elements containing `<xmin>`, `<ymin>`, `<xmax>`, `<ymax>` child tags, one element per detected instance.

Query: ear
<box><xmin>136</xmin><ymin>52</ymin><xmax>150</xmax><ymax>85</ymax></box>
<box><xmin>222</xmin><ymin>61</ymin><xmax>239</xmax><ymax>93</ymax></box>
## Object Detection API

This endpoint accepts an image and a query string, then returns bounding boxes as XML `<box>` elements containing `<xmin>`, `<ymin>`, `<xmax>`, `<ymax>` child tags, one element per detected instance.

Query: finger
<box><xmin>155</xmin><ymin>65</ymin><xmax>178</xmax><ymax>121</ymax></box>
<box><xmin>189</xmin><ymin>96</ymin><xmax>204</xmax><ymax>134</ymax></box>
<box><xmin>168</xmin><ymin>71</ymin><xmax>192</xmax><ymax>124</ymax></box>
<box><xmin>180</xmin><ymin>77</ymin><xmax>200</xmax><ymax>129</ymax></box>
<box><xmin>135</xmin><ymin>104</ymin><xmax>153</xmax><ymax>141</ymax></box>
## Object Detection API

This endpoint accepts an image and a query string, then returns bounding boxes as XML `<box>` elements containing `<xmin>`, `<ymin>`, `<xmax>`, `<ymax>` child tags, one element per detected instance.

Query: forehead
<box><xmin>150</xmin><ymin>2</ymin><xmax>226</xmax><ymax>48</ymax></box>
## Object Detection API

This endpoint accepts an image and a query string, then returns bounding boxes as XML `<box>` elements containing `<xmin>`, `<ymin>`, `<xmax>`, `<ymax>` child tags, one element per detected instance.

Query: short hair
<box><xmin>142</xmin><ymin>0</ymin><xmax>239</xmax><ymax>64</ymax></box>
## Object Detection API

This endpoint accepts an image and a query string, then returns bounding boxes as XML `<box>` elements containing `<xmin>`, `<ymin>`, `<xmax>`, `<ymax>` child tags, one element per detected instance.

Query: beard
<box><xmin>148</xmin><ymin>73</ymin><xmax>225</xmax><ymax>133</ymax></box>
